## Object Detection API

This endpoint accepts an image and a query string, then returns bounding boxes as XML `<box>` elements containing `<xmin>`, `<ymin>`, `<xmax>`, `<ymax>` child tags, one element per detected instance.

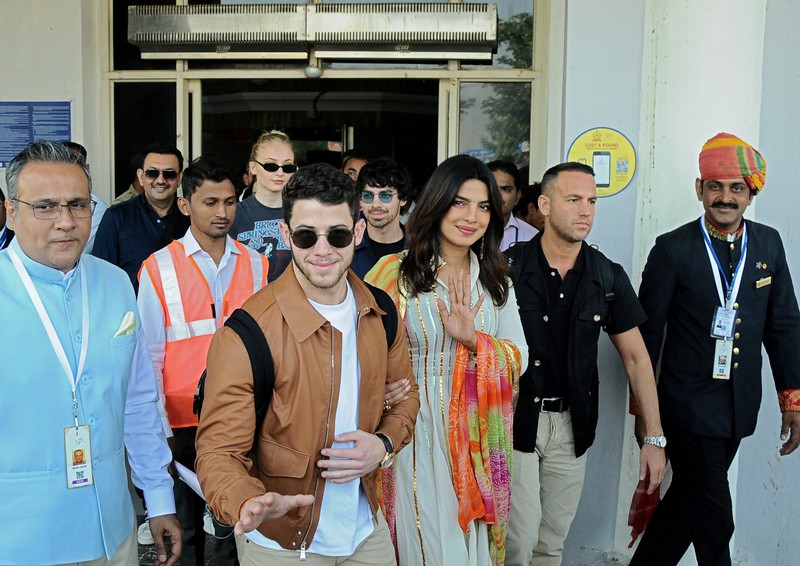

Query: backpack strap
<box><xmin>192</xmin><ymin>309</ymin><xmax>272</xmax><ymax>536</ymax></box>
<box><xmin>595</xmin><ymin>256</ymin><xmax>616</xmax><ymax>304</ymax></box>
<box><xmin>365</xmin><ymin>282</ymin><xmax>398</xmax><ymax>349</ymax></box>
<box><xmin>593</xmin><ymin>253</ymin><xmax>616</xmax><ymax>329</ymax></box>
<box><xmin>223</xmin><ymin>309</ymin><xmax>274</xmax><ymax>430</ymax></box>
<box><xmin>193</xmin><ymin>309</ymin><xmax>274</xmax><ymax>437</ymax></box>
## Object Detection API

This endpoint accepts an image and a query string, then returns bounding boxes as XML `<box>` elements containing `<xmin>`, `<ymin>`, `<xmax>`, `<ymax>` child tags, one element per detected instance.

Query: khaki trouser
<box><xmin>56</xmin><ymin>528</ymin><xmax>137</xmax><ymax>566</ymax></box>
<box><xmin>506</xmin><ymin>411</ymin><xmax>588</xmax><ymax>566</ymax></box>
<box><xmin>236</xmin><ymin>511</ymin><xmax>396</xmax><ymax>566</ymax></box>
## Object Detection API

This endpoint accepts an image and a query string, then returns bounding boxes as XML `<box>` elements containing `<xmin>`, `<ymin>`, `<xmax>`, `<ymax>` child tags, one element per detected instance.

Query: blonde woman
<box><xmin>366</xmin><ymin>155</ymin><xmax>528</xmax><ymax>566</ymax></box>
<box><xmin>230</xmin><ymin>130</ymin><xmax>297</xmax><ymax>280</ymax></box>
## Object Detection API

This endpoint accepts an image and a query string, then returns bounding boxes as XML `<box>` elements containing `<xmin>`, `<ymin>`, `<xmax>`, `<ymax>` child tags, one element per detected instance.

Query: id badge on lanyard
<box><xmin>700</xmin><ymin>218</ymin><xmax>747</xmax><ymax>380</ymax></box>
<box><xmin>8</xmin><ymin>247</ymin><xmax>94</xmax><ymax>487</ymax></box>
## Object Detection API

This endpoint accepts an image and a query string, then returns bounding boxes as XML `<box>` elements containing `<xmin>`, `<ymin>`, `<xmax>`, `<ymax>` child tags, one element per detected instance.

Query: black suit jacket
<box><xmin>639</xmin><ymin>219</ymin><xmax>800</xmax><ymax>440</ymax></box>
<box><xmin>0</xmin><ymin>228</ymin><xmax>13</xmax><ymax>250</ymax></box>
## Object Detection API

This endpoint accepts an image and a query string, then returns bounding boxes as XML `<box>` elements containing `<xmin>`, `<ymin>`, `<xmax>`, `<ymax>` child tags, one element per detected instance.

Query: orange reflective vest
<box><xmin>141</xmin><ymin>239</ymin><xmax>269</xmax><ymax>428</ymax></box>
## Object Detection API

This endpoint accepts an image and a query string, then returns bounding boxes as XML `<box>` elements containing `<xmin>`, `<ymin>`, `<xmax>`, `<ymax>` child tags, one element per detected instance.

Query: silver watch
<box><xmin>643</xmin><ymin>435</ymin><xmax>667</xmax><ymax>449</ymax></box>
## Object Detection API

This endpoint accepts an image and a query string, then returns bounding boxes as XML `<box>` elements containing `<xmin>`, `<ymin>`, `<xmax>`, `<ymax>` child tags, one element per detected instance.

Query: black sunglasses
<box><xmin>361</xmin><ymin>190</ymin><xmax>397</xmax><ymax>204</ymax></box>
<box><xmin>143</xmin><ymin>168</ymin><xmax>179</xmax><ymax>181</ymax></box>
<box><xmin>256</xmin><ymin>161</ymin><xmax>298</xmax><ymax>174</ymax></box>
<box><xmin>289</xmin><ymin>227</ymin><xmax>354</xmax><ymax>249</ymax></box>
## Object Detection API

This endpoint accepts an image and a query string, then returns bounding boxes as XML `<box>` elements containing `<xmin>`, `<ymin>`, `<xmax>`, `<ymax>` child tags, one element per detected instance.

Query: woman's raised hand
<box><xmin>436</xmin><ymin>269</ymin><xmax>484</xmax><ymax>352</ymax></box>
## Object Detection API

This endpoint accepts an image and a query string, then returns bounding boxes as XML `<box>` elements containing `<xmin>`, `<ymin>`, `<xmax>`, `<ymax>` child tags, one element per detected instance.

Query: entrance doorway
<box><xmin>200</xmin><ymin>78</ymin><xmax>439</xmax><ymax>197</ymax></box>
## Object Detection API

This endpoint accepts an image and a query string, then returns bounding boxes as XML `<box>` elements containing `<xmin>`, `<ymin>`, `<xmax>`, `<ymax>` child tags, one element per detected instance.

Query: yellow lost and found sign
<box><xmin>567</xmin><ymin>128</ymin><xmax>637</xmax><ymax>197</ymax></box>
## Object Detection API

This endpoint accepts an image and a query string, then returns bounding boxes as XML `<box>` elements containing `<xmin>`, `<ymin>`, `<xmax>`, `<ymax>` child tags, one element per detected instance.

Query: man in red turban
<box><xmin>630</xmin><ymin>133</ymin><xmax>800</xmax><ymax>566</ymax></box>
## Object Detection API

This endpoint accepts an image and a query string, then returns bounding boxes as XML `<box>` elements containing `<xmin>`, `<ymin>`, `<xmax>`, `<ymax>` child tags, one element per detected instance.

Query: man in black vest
<box><xmin>630</xmin><ymin>133</ymin><xmax>800</xmax><ymax>566</ymax></box>
<box><xmin>505</xmin><ymin>162</ymin><xmax>666</xmax><ymax>566</ymax></box>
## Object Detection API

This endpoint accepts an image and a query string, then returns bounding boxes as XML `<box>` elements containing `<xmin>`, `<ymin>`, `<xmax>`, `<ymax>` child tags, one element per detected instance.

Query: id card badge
<box><xmin>710</xmin><ymin>306</ymin><xmax>737</xmax><ymax>339</ymax></box>
<box><xmin>64</xmin><ymin>425</ymin><xmax>94</xmax><ymax>488</ymax></box>
<box><xmin>712</xmin><ymin>339</ymin><xmax>733</xmax><ymax>380</ymax></box>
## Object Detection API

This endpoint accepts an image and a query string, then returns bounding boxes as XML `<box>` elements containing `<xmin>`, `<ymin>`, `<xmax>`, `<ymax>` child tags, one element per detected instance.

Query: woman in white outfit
<box><xmin>367</xmin><ymin>155</ymin><xmax>528</xmax><ymax>566</ymax></box>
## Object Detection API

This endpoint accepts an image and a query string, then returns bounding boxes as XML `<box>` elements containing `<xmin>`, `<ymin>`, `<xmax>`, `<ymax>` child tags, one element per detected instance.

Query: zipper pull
<box><xmin>299</xmin><ymin>542</ymin><xmax>306</xmax><ymax>561</ymax></box>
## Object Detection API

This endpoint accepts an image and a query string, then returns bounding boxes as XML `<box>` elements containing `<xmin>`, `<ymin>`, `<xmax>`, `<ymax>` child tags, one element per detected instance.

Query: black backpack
<box><xmin>192</xmin><ymin>283</ymin><xmax>398</xmax><ymax>434</ymax></box>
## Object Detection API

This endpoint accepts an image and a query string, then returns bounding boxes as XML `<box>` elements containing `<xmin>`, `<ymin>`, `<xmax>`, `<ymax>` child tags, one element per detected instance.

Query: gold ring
<box><xmin>384</xmin><ymin>400</ymin><xmax>391</xmax><ymax>411</ymax></box>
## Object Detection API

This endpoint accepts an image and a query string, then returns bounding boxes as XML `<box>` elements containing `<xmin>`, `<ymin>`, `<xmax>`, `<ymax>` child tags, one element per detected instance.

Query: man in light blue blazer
<box><xmin>0</xmin><ymin>141</ymin><xmax>182</xmax><ymax>566</ymax></box>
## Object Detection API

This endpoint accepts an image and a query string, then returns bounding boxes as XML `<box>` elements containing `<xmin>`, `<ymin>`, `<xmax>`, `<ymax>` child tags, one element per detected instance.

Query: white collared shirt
<box><xmin>501</xmin><ymin>215</ymin><xmax>538</xmax><ymax>251</ymax></box>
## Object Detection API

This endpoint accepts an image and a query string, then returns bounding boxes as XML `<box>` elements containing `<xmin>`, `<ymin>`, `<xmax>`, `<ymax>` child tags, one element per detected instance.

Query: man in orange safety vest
<box><xmin>138</xmin><ymin>156</ymin><xmax>269</xmax><ymax>566</ymax></box>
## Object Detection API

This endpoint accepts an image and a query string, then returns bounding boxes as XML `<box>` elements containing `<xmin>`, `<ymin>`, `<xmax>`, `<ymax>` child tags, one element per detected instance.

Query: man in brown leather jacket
<box><xmin>196</xmin><ymin>163</ymin><xmax>419</xmax><ymax>565</ymax></box>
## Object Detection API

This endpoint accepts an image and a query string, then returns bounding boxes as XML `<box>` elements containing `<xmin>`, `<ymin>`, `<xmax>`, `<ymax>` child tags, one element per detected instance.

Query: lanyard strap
<box><xmin>8</xmin><ymin>247</ymin><xmax>89</xmax><ymax>427</ymax></box>
<box><xmin>699</xmin><ymin>217</ymin><xmax>748</xmax><ymax>309</ymax></box>
<box><xmin>0</xmin><ymin>229</ymin><xmax>9</xmax><ymax>249</ymax></box>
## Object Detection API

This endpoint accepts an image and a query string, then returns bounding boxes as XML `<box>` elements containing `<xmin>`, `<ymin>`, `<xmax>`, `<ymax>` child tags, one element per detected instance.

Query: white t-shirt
<box><xmin>246</xmin><ymin>282</ymin><xmax>374</xmax><ymax>555</ymax></box>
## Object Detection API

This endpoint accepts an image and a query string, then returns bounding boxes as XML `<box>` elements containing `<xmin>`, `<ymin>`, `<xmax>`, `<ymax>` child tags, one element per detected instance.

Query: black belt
<box><xmin>540</xmin><ymin>397</ymin><xmax>569</xmax><ymax>413</ymax></box>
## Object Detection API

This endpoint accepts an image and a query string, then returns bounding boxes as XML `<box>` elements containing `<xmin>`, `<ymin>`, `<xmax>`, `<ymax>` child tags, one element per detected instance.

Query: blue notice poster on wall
<box><xmin>0</xmin><ymin>101</ymin><xmax>71</xmax><ymax>168</ymax></box>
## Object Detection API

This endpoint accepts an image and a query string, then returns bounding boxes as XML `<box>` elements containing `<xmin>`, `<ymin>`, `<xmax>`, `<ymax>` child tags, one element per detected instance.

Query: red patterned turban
<box><xmin>699</xmin><ymin>132</ymin><xmax>767</xmax><ymax>192</ymax></box>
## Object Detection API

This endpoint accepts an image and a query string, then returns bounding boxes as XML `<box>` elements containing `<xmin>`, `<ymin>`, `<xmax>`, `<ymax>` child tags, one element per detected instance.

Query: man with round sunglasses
<box><xmin>196</xmin><ymin>162</ymin><xmax>419</xmax><ymax>566</ymax></box>
<box><xmin>94</xmin><ymin>142</ymin><xmax>190</xmax><ymax>292</ymax></box>
<box><xmin>351</xmin><ymin>158</ymin><xmax>410</xmax><ymax>278</ymax></box>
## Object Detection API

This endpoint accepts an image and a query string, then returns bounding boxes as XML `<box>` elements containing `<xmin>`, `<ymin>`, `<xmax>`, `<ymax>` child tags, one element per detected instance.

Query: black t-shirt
<box><xmin>370</xmin><ymin>238</ymin><xmax>406</xmax><ymax>261</ymax></box>
<box><xmin>230</xmin><ymin>196</ymin><xmax>291</xmax><ymax>282</ymax></box>
<box><xmin>539</xmin><ymin>244</ymin><xmax>582</xmax><ymax>398</ymax></box>
<box><xmin>533</xmin><ymin>239</ymin><xmax>646</xmax><ymax>400</ymax></box>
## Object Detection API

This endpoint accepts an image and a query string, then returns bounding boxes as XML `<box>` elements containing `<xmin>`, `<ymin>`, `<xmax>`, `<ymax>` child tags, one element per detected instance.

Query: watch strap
<box><xmin>376</xmin><ymin>433</ymin><xmax>394</xmax><ymax>455</ymax></box>
<box><xmin>643</xmin><ymin>435</ymin><xmax>667</xmax><ymax>448</ymax></box>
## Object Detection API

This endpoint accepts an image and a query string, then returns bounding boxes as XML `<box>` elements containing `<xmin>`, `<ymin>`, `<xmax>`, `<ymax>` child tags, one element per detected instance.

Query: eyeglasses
<box><xmin>288</xmin><ymin>227</ymin><xmax>354</xmax><ymax>249</ymax></box>
<box><xmin>361</xmin><ymin>190</ymin><xmax>397</xmax><ymax>204</ymax></box>
<box><xmin>143</xmin><ymin>169</ymin><xmax>179</xmax><ymax>181</ymax></box>
<box><xmin>13</xmin><ymin>198</ymin><xmax>96</xmax><ymax>220</ymax></box>
<box><xmin>255</xmin><ymin>161</ymin><xmax>298</xmax><ymax>174</ymax></box>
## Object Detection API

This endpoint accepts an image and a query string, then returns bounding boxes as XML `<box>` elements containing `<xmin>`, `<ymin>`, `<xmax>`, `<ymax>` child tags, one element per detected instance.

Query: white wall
<box><xmin>0</xmin><ymin>0</ymin><xmax>109</xmax><ymax>201</ymax></box>
<box><xmin>559</xmin><ymin>1</ymin><xmax>647</xmax><ymax>562</ymax></box>
<box><xmin>733</xmin><ymin>0</ymin><xmax>800</xmax><ymax>563</ymax></box>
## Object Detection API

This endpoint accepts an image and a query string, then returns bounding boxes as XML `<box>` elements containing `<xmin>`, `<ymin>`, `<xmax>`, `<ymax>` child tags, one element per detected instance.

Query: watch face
<box><xmin>380</xmin><ymin>452</ymin><xmax>395</xmax><ymax>468</ymax></box>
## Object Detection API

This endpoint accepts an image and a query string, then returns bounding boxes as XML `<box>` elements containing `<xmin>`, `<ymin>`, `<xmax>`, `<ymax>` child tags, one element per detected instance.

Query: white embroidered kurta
<box><xmin>386</xmin><ymin>252</ymin><xmax>528</xmax><ymax>566</ymax></box>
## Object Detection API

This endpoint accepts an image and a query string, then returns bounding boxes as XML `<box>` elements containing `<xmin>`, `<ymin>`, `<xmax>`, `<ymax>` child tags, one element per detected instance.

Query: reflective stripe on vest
<box><xmin>164</xmin><ymin>318</ymin><xmax>217</xmax><ymax>342</ymax></box>
<box><xmin>154</xmin><ymin>248</ymin><xmax>219</xmax><ymax>342</ymax></box>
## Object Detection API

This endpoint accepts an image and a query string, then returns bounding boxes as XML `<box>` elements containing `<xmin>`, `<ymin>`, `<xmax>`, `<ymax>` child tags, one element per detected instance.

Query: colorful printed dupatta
<box><xmin>449</xmin><ymin>334</ymin><xmax>520</xmax><ymax>566</ymax></box>
<box><xmin>366</xmin><ymin>253</ymin><xmax>521</xmax><ymax>566</ymax></box>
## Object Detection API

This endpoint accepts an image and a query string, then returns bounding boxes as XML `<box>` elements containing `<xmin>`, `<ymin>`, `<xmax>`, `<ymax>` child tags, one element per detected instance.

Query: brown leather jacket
<box><xmin>196</xmin><ymin>267</ymin><xmax>419</xmax><ymax>552</ymax></box>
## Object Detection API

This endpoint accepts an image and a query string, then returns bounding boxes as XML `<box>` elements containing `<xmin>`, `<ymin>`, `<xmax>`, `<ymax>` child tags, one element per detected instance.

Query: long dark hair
<box><xmin>401</xmin><ymin>155</ymin><xmax>511</xmax><ymax>306</ymax></box>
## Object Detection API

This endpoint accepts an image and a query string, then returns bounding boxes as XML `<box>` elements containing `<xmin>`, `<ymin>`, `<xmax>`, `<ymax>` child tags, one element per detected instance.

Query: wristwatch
<box><xmin>376</xmin><ymin>433</ymin><xmax>395</xmax><ymax>468</ymax></box>
<box><xmin>643</xmin><ymin>435</ymin><xmax>667</xmax><ymax>449</ymax></box>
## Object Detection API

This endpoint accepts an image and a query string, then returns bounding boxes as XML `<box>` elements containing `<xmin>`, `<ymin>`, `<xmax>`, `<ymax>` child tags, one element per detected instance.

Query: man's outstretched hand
<box><xmin>235</xmin><ymin>493</ymin><xmax>315</xmax><ymax>536</ymax></box>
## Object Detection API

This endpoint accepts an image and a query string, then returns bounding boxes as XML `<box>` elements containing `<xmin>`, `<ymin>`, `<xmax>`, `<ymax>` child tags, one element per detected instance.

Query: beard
<box><xmin>366</xmin><ymin>208</ymin><xmax>398</xmax><ymax>229</ymax></box>
<box><xmin>291</xmin><ymin>252</ymin><xmax>350</xmax><ymax>291</ymax></box>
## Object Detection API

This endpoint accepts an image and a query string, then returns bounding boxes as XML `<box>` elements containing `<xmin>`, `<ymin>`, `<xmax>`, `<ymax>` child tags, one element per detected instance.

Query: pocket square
<box><xmin>114</xmin><ymin>311</ymin><xmax>136</xmax><ymax>337</ymax></box>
